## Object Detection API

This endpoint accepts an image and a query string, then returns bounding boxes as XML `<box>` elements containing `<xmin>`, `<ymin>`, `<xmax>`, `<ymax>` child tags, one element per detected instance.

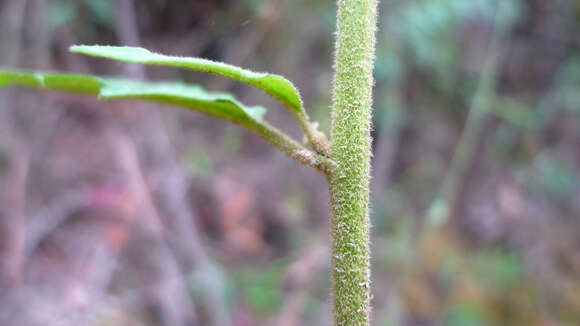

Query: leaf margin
<box><xmin>70</xmin><ymin>45</ymin><xmax>304</xmax><ymax>115</ymax></box>
<box><xmin>0</xmin><ymin>70</ymin><xmax>265</xmax><ymax>123</ymax></box>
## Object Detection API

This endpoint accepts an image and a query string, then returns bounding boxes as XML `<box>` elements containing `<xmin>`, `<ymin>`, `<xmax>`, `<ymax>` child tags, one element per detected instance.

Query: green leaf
<box><xmin>0</xmin><ymin>71</ymin><xmax>101</xmax><ymax>93</ymax></box>
<box><xmin>0</xmin><ymin>70</ymin><xmax>265</xmax><ymax>124</ymax></box>
<box><xmin>0</xmin><ymin>70</ymin><xmax>333</xmax><ymax>173</ymax></box>
<box><xmin>70</xmin><ymin>45</ymin><xmax>304</xmax><ymax>115</ymax></box>
<box><xmin>99</xmin><ymin>79</ymin><xmax>266</xmax><ymax>121</ymax></box>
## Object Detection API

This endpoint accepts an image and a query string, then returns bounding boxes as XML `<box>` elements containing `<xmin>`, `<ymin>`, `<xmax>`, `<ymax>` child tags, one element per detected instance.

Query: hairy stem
<box><xmin>295</xmin><ymin>110</ymin><xmax>331</xmax><ymax>156</ymax></box>
<box><xmin>328</xmin><ymin>0</ymin><xmax>378</xmax><ymax>325</ymax></box>
<box><xmin>249</xmin><ymin>119</ymin><xmax>334</xmax><ymax>174</ymax></box>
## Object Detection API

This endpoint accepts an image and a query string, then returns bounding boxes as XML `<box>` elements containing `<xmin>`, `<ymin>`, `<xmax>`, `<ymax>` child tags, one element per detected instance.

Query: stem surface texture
<box><xmin>329</xmin><ymin>0</ymin><xmax>378</xmax><ymax>325</ymax></box>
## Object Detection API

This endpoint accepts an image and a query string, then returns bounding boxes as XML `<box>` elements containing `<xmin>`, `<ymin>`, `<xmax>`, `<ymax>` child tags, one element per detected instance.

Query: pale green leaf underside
<box><xmin>70</xmin><ymin>45</ymin><xmax>304</xmax><ymax>114</ymax></box>
<box><xmin>0</xmin><ymin>70</ymin><xmax>265</xmax><ymax>123</ymax></box>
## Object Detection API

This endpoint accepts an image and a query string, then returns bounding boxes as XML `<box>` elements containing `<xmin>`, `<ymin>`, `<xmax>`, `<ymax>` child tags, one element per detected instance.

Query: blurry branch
<box><xmin>372</xmin><ymin>91</ymin><xmax>404</xmax><ymax>206</ymax></box>
<box><xmin>110</xmin><ymin>129</ymin><xmax>196</xmax><ymax>326</ymax></box>
<box><xmin>426</xmin><ymin>3</ymin><xmax>514</xmax><ymax>227</ymax></box>
<box><xmin>0</xmin><ymin>0</ymin><xmax>27</xmax><ymax>66</ymax></box>
<box><xmin>77</xmin><ymin>259</ymin><xmax>207</xmax><ymax>325</ymax></box>
<box><xmin>113</xmin><ymin>1</ymin><xmax>231</xmax><ymax>325</ymax></box>
<box><xmin>275</xmin><ymin>244</ymin><xmax>329</xmax><ymax>326</ymax></box>
<box><xmin>210</xmin><ymin>0</ymin><xmax>281</xmax><ymax>90</ymax></box>
<box><xmin>0</xmin><ymin>146</ymin><xmax>29</xmax><ymax>289</ymax></box>
<box><xmin>24</xmin><ymin>189</ymin><xmax>90</xmax><ymax>257</ymax></box>
<box><xmin>111</xmin><ymin>131</ymin><xmax>164</xmax><ymax>235</ymax></box>
<box><xmin>27</xmin><ymin>0</ymin><xmax>50</xmax><ymax>70</ymax></box>
<box><xmin>114</xmin><ymin>0</ymin><xmax>144</xmax><ymax>79</ymax></box>
<box><xmin>113</xmin><ymin>1</ymin><xmax>197</xmax><ymax>325</ymax></box>
<box><xmin>0</xmin><ymin>0</ymin><xmax>27</xmax><ymax>151</ymax></box>
<box><xmin>0</xmin><ymin>0</ymin><xmax>29</xmax><ymax>291</ymax></box>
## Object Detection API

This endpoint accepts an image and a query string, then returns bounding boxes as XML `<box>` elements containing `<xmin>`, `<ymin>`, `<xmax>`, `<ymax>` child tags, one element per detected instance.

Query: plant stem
<box><xmin>250</xmin><ymin>119</ymin><xmax>334</xmax><ymax>174</ymax></box>
<box><xmin>295</xmin><ymin>109</ymin><xmax>331</xmax><ymax>156</ymax></box>
<box><xmin>329</xmin><ymin>0</ymin><xmax>378</xmax><ymax>325</ymax></box>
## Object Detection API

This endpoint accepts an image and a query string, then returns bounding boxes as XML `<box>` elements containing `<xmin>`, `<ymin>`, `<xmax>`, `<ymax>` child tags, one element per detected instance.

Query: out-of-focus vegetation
<box><xmin>0</xmin><ymin>0</ymin><xmax>579</xmax><ymax>325</ymax></box>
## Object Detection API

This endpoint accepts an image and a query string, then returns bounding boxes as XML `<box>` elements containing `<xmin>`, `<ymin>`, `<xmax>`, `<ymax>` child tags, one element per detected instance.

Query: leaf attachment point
<box><xmin>0</xmin><ymin>70</ymin><xmax>333</xmax><ymax>173</ymax></box>
<box><xmin>70</xmin><ymin>45</ymin><xmax>329</xmax><ymax>155</ymax></box>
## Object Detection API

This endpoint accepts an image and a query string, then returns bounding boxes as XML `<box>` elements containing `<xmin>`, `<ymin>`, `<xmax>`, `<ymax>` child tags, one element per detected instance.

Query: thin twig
<box><xmin>426</xmin><ymin>3</ymin><xmax>514</xmax><ymax>227</ymax></box>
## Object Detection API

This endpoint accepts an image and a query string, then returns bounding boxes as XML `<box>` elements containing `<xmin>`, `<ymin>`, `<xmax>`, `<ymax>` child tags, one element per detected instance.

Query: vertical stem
<box><xmin>329</xmin><ymin>0</ymin><xmax>378</xmax><ymax>325</ymax></box>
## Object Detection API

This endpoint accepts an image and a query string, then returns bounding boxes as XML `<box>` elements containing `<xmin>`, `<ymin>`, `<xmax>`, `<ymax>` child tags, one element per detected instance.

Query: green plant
<box><xmin>0</xmin><ymin>0</ymin><xmax>378</xmax><ymax>324</ymax></box>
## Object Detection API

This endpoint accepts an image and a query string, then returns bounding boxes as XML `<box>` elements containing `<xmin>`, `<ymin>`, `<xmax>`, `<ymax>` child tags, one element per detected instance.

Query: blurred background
<box><xmin>0</xmin><ymin>0</ymin><xmax>579</xmax><ymax>325</ymax></box>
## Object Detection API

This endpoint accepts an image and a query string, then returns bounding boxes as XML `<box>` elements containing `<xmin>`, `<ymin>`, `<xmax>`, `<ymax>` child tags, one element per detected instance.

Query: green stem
<box><xmin>295</xmin><ymin>110</ymin><xmax>331</xmax><ymax>156</ymax></box>
<box><xmin>249</xmin><ymin>119</ymin><xmax>334</xmax><ymax>174</ymax></box>
<box><xmin>328</xmin><ymin>0</ymin><xmax>378</xmax><ymax>325</ymax></box>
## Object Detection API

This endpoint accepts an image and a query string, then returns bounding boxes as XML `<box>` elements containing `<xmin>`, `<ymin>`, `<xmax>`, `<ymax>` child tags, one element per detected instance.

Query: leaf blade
<box><xmin>70</xmin><ymin>45</ymin><xmax>304</xmax><ymax>114</ymax></box>
<box><xmin>99</xmin><ymin>78</ymin><xmax>266</xmax><ymax>121</ymax></box>
<box><xmin>0</xmin><ymin>70</ymin><xmax>265</xmax><ymax>124</ymax></box>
